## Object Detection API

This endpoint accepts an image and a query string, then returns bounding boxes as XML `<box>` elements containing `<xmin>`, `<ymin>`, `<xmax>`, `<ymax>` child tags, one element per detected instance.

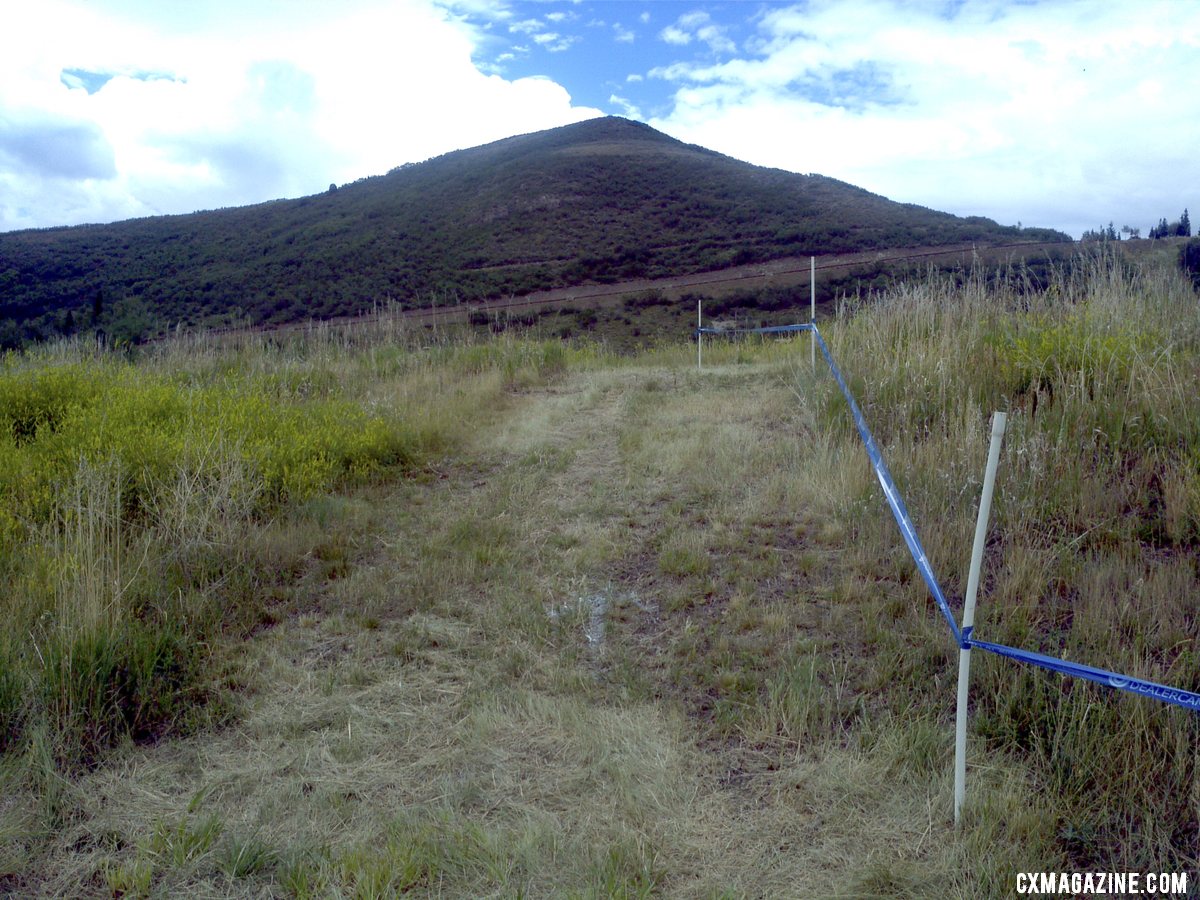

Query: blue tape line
<box><xmin>696</xmin><ymin>324</ymin><xmax>813</xmax><ymax>335</ymax></box>
<box><xmin>809</xmin><ymin>327</ymin><xmax>963</xmax><ymax>645</ymax></box>
<box><xmin>701</xmin><ymin>319</ymin><xmax>1199</xmax><ymax>712</ymax></box>
<box><xmin>967</xmin><ymin>637</ymin><xmax>1200</xmax><ymax>712</ymax></box>
<box><xmin>697</xmin><ymin>321</ymin><xmax>961</xmax><ymax>643</ymax></box>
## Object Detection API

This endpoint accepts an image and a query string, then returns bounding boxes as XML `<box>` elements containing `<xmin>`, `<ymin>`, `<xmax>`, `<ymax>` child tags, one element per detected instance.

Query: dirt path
<box><xmin>19</xmin><ymin>360</ymin><xmax>1022</xmax><ymax>897</ymax></box>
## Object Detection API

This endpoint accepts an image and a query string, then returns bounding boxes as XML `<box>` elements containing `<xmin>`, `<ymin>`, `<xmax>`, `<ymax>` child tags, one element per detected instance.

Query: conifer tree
<box><xmin>1181</xmin><ymin>237</ymin><xmax>1200</xmax><ymax>288</ymax></box>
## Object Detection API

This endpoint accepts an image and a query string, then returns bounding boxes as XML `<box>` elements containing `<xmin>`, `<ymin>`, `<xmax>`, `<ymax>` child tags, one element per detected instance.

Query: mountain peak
<box><xmin>0</xmin><ymin>119</ymin><xmax>1068</xmax><ymax>341</ymax></box>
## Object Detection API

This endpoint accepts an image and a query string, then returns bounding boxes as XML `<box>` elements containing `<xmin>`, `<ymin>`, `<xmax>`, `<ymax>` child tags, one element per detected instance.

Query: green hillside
<box><xmin>0</xmin><ymin>116</ymin><xmax>1068</xmax><ymax>344</ymax></box>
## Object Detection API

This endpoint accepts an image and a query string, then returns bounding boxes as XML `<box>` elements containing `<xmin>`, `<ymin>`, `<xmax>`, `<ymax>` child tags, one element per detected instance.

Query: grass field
<box><xmin>0</xmin><ymin>248</ymin><xmax>1196</xmax><ymax>896</ymax></box>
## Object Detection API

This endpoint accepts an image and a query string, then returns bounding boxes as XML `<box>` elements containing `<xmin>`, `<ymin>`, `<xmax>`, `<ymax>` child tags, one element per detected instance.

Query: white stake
<box><xmin>697</xmin><ymin>298</ymin><xmax>702</xmax><ymax>372</ymax></box>
<box><xmin>954</xmin><ymin>410</ymin><xmax>1007</xmax><ymax>827</ymax></box>
<box><xmin>810</xmin><ymin>256</ymin><xmax>816</xmax><ymax>373</ymax></box>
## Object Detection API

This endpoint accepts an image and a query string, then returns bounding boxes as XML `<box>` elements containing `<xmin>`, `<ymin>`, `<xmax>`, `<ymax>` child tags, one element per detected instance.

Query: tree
<box><xmin>108</xmin><ymin>296</ymin><xmax>154</xmax><ymax>346</ymax></box>
<box><xmin>1180</xmin><ymin>208</ymin><xmax>1191</xmax><ymax>237</ymax></box>
<box><xmin>1121</xmin><ymin>224</ymin><xmax>1141</xmax><ymax>239</ymax></box>
<box><xmin>0</xmin><ymin>319</ymin><xmax>23</xmax><ymax>352</ymax></box>
<box><xmin>1082</xmin><ymin>223</ymin><xmax>1119</xmax><ymax>242</ymax></box>
<box><xmin>1150</xmin><ymin>216</ymin><xmax>1182</xmax><ymax>239</ymax></box>
<box><xmin>1181</xmin><ymin>238</ymin><xmax>1200</xmax><ymax>289</ymax></box>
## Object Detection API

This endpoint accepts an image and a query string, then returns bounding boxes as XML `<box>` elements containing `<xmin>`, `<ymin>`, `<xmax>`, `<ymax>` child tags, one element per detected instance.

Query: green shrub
<box><xmin>1180</xmin><ymin>237</ymin><xmax>1200</xmax><ymax>289</ymax></box>
<box><xmin>0</xmin><ymin>360</ymin><xmax>418</xmax><ymax>550</ymax></box>
<box><xmin>0</xmin><ymin>350</ymin><xmax>423</xmax><ymax>768</ymax></box>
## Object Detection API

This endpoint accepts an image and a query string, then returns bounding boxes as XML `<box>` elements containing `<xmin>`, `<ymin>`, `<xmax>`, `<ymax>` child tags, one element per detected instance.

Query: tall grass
<box><xmin>4</xmin><ymin>252</ymin><xmax>1196</xmax><ymax>889</ymax></box>
<box><xmin>811</xmin><ymin>248</ymin><xmax>1199</xmax><ymax>868</ymax></box>
<box><xmin>0</xmin><ymin>323</ymin><xmax>595</xmax><ymax>774</ymax></box>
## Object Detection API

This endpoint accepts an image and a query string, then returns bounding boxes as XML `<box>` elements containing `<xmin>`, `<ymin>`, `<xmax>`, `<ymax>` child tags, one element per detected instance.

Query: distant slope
<box><xmin>0</xmin><ymin>116</ymin><xmax>1068</xmax><ymax>341</ymax></box>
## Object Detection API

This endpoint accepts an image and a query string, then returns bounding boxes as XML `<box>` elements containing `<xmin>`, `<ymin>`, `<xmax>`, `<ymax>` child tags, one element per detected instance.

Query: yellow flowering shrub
<box><xmin>0</xmin><ymin>359</ymin><xmax>416</xmax><ymax>562</ymax></box>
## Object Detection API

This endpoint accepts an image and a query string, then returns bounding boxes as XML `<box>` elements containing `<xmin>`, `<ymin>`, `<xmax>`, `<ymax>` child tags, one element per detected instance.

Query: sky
<box><xmin>1</xmin><ymin>0</ymin><xmax>1197</xmax><ymax>238</ymax></box>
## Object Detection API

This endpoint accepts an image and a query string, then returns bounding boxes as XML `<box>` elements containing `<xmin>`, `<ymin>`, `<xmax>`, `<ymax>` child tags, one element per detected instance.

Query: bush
<box><xmin>1181</xmin><ymin>237</ymin><xmax>1200</xmax><ymax>289</ymax></box>
<box><xmin>0</xmin><ymin>360</ymin><xmax>417</xmax><ymax>543</ymax></box>
<box><xmin>0</xmin><ymin>642</ymin><xmax>23</xmax><ymax>753</ymax></box>
<box><xmin>0</xmin><ymin>351</ymin><xmax>422</xmax><ymax>767</ymax></box>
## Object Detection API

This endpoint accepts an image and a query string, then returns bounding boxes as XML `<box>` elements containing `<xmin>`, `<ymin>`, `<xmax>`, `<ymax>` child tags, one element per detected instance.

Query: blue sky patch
<box><xmin>61</xmin><ymin>68</ymin><xmax>115</xmax><ymax>95</ymax></box>
<box><xmin>60</xmin><ymin>68</ymin><xmax>183</xmax><ymax>95</ymax></box>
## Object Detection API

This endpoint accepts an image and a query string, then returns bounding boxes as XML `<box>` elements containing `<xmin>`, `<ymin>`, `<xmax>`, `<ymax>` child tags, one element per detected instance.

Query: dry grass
<box><xmin>5</xmin><ymin>356</ymin><xmax>1045</xmax><ymax>896</ymax></box>
<box><xmin>3</xmin><ymin>251</ymin><xmax>1197</xmax><ymax>895</ymax></box>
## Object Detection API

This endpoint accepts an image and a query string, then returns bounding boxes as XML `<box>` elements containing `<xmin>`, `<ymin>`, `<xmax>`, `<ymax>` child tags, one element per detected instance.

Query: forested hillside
<box><xmin>0</xmin><ymin>117</ymin><xmax>1068</xmax><ymax>345</ymax></box>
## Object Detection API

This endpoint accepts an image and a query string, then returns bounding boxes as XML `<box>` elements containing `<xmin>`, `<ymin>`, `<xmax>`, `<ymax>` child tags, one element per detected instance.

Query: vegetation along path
<box><xmin>4</xmin><ymin>250</ymin><xmax>1198</xmax><ymax>896</ymax></box>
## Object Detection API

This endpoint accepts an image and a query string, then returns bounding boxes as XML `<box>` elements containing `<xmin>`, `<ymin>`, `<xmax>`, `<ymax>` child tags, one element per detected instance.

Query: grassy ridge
<box><xmin>0</xmin><ymin>328</ymin><xmax>543</xmax><ymax>771</ymax></box>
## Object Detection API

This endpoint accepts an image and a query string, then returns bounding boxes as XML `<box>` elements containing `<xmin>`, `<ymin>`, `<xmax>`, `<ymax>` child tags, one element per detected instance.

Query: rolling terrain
<box><xmin>0</xmin><ymin>116</ymin><xmax>1068</xmax><ymax>345</ymax></box>
<box><xmin>2</xmin><ymin>250</ymin><xmax>1196</xmax><ymax>896</ymax></box>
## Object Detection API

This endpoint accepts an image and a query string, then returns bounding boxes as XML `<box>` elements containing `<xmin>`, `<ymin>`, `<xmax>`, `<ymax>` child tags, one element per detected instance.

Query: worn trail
<box><xmin>22</xmin><ymin>361</ymin><xmax>1014</xmax><ymax>897</ymax></box>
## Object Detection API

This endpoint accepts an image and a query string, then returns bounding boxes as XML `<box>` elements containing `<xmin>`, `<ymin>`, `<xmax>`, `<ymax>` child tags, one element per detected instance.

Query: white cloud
<box><xmin>662</xmin><ymin>25</ymin><xmax>691</xmax><ymax>45</ymax></box>
<box><xmin>661</xmin><ymin>24</ymin><xmax>691</xmax><ymax>46</ymax></box>
<box><xmin>677</xmin><ymin>12</ymin><xmax>709</xmax><ymax>29</ymax></box>
<box><xmin>0</xmin><ymin>114</ymin><xmax>116</xmax><ymax>180</ymax></box>
<box><xmin>508</xmin><ymin>18</ymin><xmax>543</xmax><ymax>34</ymax></box>
<box><xmin>660</xmin><ymin>11</ymin><xmax>735</xmax><ymax>54</ymax></box>
<box><xmin>0</xmin><ymin>0</ymin><xmax>602</xmax><ymax>230</ymax></box>
<box><xmin>531</xmin><ymin>31</ymin><xmax>580</xmax><ymax>52</ymax></box>
<box><xmin>609</xmin><ymin>94</ymin><xmax>642</xmax><ymax>119</ymax></box>
<box><xmin>649</xmin><ymin>0</ymin><xmax>1200</xmax><ymax>236</ymax></box>
<box><xmin>614</xmin><ymin>24</ymin><xmax>635</xmax><ymax>43</ymax></box>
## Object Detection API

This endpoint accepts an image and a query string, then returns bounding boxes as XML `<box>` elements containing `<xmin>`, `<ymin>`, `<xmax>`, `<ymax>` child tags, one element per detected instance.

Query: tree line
<box><xmin>1147</xmin><ymin>209</ymin><xmax>1191</xmax><ymax>239</ymax></box>
<box><xmin>1082</xmin><ymin>209</ymin><xmax>1190</xmax><ymax>242</ymax></box>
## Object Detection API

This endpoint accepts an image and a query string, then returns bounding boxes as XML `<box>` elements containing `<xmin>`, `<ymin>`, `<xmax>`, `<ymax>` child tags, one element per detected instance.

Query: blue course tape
<box><xmin>808</xmin><ymin>327</ymin><xmax>963</xmax><ymax>645</ymax></box>
<box><xmin>699</xmin><ymin>321</ymin><xmax>1199</xmax><ymax>712</ymax></box>
<box><xmin>697</xmin><ymin>322</ymin><xmax>960</xmax><ymax>642</ymax></box>
<box><xmin>697</xmin><ymin>324</ymin><xmax>812</xmax><ymax>335</ymax></box>
<box><xmin>967</xmin><ymin>637</ymin><xmax>1200</xmax><ymax>712</ymax></box>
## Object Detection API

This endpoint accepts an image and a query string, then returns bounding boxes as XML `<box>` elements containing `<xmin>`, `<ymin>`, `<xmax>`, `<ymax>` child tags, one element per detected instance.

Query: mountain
<box><xmin>0</xmin><ymin>116</ymin><xmax>1068</xmax><ymax>343</ymax></box>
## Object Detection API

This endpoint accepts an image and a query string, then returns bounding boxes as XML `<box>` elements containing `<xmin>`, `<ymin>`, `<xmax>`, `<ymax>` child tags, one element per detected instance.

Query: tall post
<box><xmin>810</xmin><ymin>256</ymin><xmax>816</xmax><ymax>373</ymax></box>
<box><xmin>954</xmin><ymin>410</ymin><xmax>1007</xmax><ymax>827</ymax></box>
<box><xmin>697</xmin><ymin>298</ymin><xmax>703</xmax><ymax>372</ymax></box>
